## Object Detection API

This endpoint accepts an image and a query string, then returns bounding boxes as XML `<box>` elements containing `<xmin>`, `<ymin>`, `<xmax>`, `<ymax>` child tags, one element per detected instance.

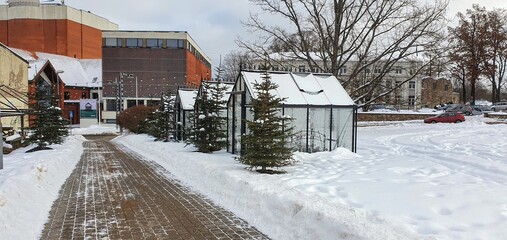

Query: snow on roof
<box><xmin>9</xmin><ymin>47</ymin><xmax>101</xmax><ymax>87</ymax></box>
<box><xmin>177</xmin><ymin>89</ymin><xmax>198</xmax><ymax>110</ymax></box>
<box><xmin>241</xmin><ymin>71</ymin><xmax>355</xmax><ymax>106</ymax></box>
<box><xmin>37</xmin><ymin>52</ymin><xmax>100</xmax><ymax>88</ymax></box>
<box><xmin>201</xmin><ymin>81</ymin><xmax>234</xmax><ymax>102</ymax></box>
<box><xmin>27</xmin><ymin>59</ymin><xmax>48</xmax><ymax>81</ymax></box>
<box><xmin>79</xmin><ymin>59</ymin><xmax>102</xmax><ymax>88</ymax></box>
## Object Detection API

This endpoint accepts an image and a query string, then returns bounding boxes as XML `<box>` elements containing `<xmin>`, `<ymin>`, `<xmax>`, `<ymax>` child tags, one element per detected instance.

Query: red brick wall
<box><xmin>0</xmin><ymin>19</ymin><xmax>102</xmax><ymax>59</ymax></box>
<box><xmin>64</xmin><ymin>87</ymin><xmax>89</xmax><ymax>100</ymax></box>
<box><xmin>186</xmin><ymin>51</ymin><xmax>211</xmax><ymax>87</ymax></box>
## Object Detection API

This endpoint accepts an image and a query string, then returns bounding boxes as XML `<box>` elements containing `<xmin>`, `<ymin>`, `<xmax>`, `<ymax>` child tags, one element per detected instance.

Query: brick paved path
<box><xmin>40</xmin><ymin>136</ymin><xmax>269</xmax><ymax>239</ymax></box>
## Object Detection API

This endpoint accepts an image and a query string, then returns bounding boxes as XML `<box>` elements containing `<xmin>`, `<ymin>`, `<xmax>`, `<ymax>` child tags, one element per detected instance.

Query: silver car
<box><xmin>491</xmin><ymin>102</ymin><xmax>507</xmax><ymax>111</ymax></box>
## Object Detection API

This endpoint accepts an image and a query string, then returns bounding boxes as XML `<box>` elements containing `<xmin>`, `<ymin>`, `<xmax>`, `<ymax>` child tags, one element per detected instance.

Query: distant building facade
<box><xmin>250</xmin><ymin>53</ymin><xmax>425</xmax><ymax>110</ymax></box>
<box><xmin>420</xmin><ymin>77</ymin><xmax>460</xmax><ymax>108</ymax></box>
<box><xmin>101</xmin><ymin>31</ymin><xmax>212</xmax><ymax>123</ymax></box>
<box><xmin>0</xmin><ymin>0</ymin><xmax>118</xmax><ymax>59</ymax></box>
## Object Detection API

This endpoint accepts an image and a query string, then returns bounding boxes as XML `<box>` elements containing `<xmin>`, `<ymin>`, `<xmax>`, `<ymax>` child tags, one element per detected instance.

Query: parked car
<box><xmin>491</xmin><ymin>102</ymin><xmax>507</xmax><ymax>111</ymax></box>
<box><xmin>368</xmin><ymin>104</ymin><xmax>398</xmax><ymax>112</ymax></box>
<box><xmin>472</xmin><ymin>104</ymin><xmax>492</xmax><ymax>112</ymax></box>
<box><xmin>445</xmin><ymin>104</ymin><xmax>473</xmax><ymax>116</ymax></box>
<box><xmin>424</xmin><ymin>112</ymin><xmax>465</xmax><ymax>123</ymax></box>
<box><xmin>471</xmin><ymin>106</ymin><xmax>483</xmax><ymax>115</ymax></box>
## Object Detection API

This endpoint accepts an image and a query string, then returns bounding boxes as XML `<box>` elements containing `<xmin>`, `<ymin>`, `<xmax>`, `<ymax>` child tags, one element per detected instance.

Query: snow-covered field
<box><xmin>1</xmin><ymin>118</ymin><xmax>507</xmax><ymax>239</ymax></box>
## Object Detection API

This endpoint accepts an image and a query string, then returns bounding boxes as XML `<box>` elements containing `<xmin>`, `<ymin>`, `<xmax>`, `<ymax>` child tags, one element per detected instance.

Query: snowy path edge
<box><xmin>115</xmin><ymin>134</ymin><xmax>429</xmax><ymax>240</ymax></box>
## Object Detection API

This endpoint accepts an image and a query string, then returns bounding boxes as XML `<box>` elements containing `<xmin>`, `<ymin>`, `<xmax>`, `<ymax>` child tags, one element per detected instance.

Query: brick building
<box><xmin>101</xmin><ymin>31</ymin><xmax>212</xmax><ymax>123</ymax></box>
<box><xmin>0</xmin><ymin>0</ymin><xmax>118</xmax><ymax>59</ymax></box>
<box><xmin>420</xmin><ymin>77</ymin><xmax>460</xmax><ymax>108</ymax></box>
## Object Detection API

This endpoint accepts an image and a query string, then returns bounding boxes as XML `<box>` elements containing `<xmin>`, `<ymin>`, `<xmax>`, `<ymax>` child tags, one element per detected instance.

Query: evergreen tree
<box><xmin>188</xmin><ymin>81</ymin><xmax>228</xmax><ymax>153</ymax></box>
<box><xmin>238</xmin><ymin>71</ymin><xmax>294</xmax><ymax>173</ymax></box>
<box><xmin>146</xmin><ymin>93</ymin><xmax>175</xmax><ymax>141</ymax></box>
<box><xmin>26</xmin><ymin>80</ymin><xmax>69</xmax><ymax>152</ymax></box>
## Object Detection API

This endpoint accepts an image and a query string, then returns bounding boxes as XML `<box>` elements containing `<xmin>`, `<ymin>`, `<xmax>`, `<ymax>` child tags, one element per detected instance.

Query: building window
<box><xmin>299</xmin><ymin>65</ymin><xmax>306</xmax><ymax>72</ymax></box>
<box><xmin>147</xmin><ymin>100</ymin><xmax>160</xmax><ymax>106</ymax></box>
<box><xmin>92</xmin><ymin>93</ymin><xmax>99</xmax><ymax>99</ymax></box>
<box><xmin>273</xmin><ymin>65</ymin><xmax>279</xmax><ymax>71</ymax></box>
<box><xmin>147</xmin><ymin>39</ymin><xmax>164</xmax><ymax>48</ymax></box>
<box><xmin>409</xmin><ymin>81</ymin><xmax>416</xmax><ymax>89</ymax></box>
<box><xmin>126</xmin><ymin>38</ymin><xmax>143</xmax><ymax>48</ymax></box>
<box><xmin>167</xmin><ymin>39</ymin><xmax>185</xmax><ymax>49</ymax></box>
<box><xmin>127</xmin><ymin>100</ymin><xmax>137</xmax><ymax>108</ymax></box>
<box><xmin>64</xmin><ymin>92</ymin><xmax>70</xmax><ymax>100</ymax></box>
<box><xmin>286</xmin><ymin>65</ymin><xmax>292</xmax><ymax>71</ymax></box>
<box><xmin>408</xmin><ymin>96</ymin><xmax>415</xmax><ymax>106</ymax></box>
<box><xmin>365</xmin><ymin>68</ymin><xmax>371</xmax><ymax>74</ymax></box>
<box><xmin>104</xmin><ymin>38</ymin><xmax>118</xmax><ymax>47</ymax></box>
<box><xmin>106</xmin><ymin>99</ymin><xmax>117</xmax><ymax>111</ymax></box>
<box><xmin>339</xmin><ymin>66</ymin><xmax>347</xmax><ymax>75</ymax></box>
<box><xmin>82</xmin><ymin>92</ymin><xmax>87</xmax><ymax>98</ymax></box>
<box><xmin>395</xmin><ymin>80</ymin><xmax>402</xmax><ymax>87</ymax></box>
<box><xmin>395</xmin><ymin>67</ymin><xmax>402</xmax><ymax>74</ymax></box>
<box><xmin>444</xmin><ymin>84</ymin><xmax>449</xmax><ymax>91</ymax></box>
<box><xmin>385</xmin><ymin>80</ymin><xmax>392</xmax><ymax>88</ymax></box>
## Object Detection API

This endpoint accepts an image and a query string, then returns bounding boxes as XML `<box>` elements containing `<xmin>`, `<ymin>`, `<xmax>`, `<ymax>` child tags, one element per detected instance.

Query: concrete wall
<box><xmin>358</xmin><ymin>112</ymin><xmax>436</xmax><ymax>122</ymax></box>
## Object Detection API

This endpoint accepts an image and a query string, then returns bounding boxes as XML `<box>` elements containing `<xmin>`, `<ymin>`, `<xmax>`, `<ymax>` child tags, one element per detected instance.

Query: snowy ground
<box><xmin>1</xmin><ymin>119</ymin><xmax>507</xmax><ymax>239</ymax></box>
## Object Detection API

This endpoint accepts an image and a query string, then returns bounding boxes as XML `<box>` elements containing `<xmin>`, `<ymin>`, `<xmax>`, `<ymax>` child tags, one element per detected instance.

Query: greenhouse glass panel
<box><xmin>284</xmin><ymin>107</ymin><xmax>308</xmax><ymax>152</ymax></box>
<box><xmin>332</xmin><ymin>108</ymin><xmax>354</xmax><ymax>150</ymax></box>
<box><xmin>233</xmin><ymin>93</ymin><xmax>242</xmax><ymax>153</ymax></box>
<box><xmin>308</xmin><ymin>108</ymin><xmax>331</xmax><ymax>152</ymax></box>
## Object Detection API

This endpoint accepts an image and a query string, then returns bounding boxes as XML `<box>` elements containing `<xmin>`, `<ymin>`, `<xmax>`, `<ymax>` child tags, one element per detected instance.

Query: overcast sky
<box><xmin>56</xmin><ymin>0</ymin><xmax>507</xmax><ymax>71</ymax></box>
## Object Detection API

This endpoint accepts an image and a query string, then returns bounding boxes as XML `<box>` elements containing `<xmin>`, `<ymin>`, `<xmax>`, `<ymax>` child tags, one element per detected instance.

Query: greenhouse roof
<box><xmin>241</xmin><ymin>71</ymin><xmax>355</xmax><ymax>106</ymax></box>
<box><xmin>177</xmin><ymin>89</ymin><xmax>198</xmax><ymax>110</ymax></box>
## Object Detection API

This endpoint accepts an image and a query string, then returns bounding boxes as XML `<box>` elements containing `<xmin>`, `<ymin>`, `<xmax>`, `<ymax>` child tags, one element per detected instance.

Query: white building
<box><xmin>250</xmin><ymin>53</ymin><xmax>424</xmax><ymax>109</ymax></box>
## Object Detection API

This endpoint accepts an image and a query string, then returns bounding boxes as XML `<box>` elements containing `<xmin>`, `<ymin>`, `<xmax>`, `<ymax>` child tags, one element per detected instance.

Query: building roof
<box><xmin>241</xmin><ymin>71</ymin><xmax>355</xmax><ymax>106</ymax></box>
<box><xmin>10</xmin><ymin>48</ymin><xmax>101</xmax><ymax>88</ymax></box>
<box><xmin>0</xmin><ymin>42</ymin><xmax>28</xmax><ymax>64</ymax></box>
<box><xmin>199</xmin><ymin>81</ymin><xmax>234</xmax><ymax>103</ymax></box>
<box><xmin>177</xmin><ymin>89</ymin><xmax>198</xmax><ymax>110</ymax></box>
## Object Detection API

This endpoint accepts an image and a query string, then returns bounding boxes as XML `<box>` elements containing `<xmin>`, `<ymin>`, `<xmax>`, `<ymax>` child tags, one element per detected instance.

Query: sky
<box><xmin>33</xmin><ymin>0</ymin><xmax>507</xmax><ymax>71</ymax></box>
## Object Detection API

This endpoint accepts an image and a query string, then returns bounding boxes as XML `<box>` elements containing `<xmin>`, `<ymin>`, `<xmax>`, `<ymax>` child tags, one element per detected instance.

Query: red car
<box><xmin>424</xmin><ymin>112</ymin><xmax>465</xmax><ymax>123</ymax></box>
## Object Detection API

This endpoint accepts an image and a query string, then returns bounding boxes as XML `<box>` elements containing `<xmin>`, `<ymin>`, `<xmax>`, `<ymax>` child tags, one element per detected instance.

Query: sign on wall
<box><xmin>80</xmin><ymin>99</ymin><xmax>97</xmax><ymax>119</ymax></box>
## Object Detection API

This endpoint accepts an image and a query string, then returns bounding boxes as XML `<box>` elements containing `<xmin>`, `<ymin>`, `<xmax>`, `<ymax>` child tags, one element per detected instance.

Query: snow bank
<box><xmin>116</xmin><ymin>135</ymin><xmax>423</xmax><ymax>240</ymax></box>
<box><xmin>0</xmin><ymin>136</ymin><xmax>85</xmax><ymax>239</ymax></box>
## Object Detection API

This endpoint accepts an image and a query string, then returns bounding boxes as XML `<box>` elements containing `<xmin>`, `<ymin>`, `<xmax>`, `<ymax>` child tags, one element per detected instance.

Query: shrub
<box><xmin>117</xmin><ymin>105</ymin><xmax>156</xmax><ymax>133</ymax></box>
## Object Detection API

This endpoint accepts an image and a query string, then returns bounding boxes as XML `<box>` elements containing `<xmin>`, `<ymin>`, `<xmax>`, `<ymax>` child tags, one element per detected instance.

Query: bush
<box><xmin>117</xmin><ymin>105</ymin><xmax>156</xmax><ymax>133</ymax></box>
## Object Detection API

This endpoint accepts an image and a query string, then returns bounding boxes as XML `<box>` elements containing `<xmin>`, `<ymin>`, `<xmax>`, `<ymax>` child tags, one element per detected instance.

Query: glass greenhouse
<box><xmin>228</xmin><ymin>71</ymin><xmax>357</xmax><ymax>154</ymax></box>
<box><xmin>174</xmin><ymin>88</ymin><xmax>197</xmax><ymax>141</ymax></box>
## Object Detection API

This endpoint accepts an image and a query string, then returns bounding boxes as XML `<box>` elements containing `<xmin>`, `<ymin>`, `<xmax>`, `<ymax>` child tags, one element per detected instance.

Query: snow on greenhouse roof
<box><xmin>241</xmin><ymin>71</ymin><xmax>354</xmax><ymax>106</ymax></box>
<box><xmin>177</xmin><ymin>89</ymin><xmax>198</xmax><ymax>110</ymax></box>
<box><xmin>200</xmin><ymin>81</ymin><xmax>234</xmax><ymax>102</ymax></box>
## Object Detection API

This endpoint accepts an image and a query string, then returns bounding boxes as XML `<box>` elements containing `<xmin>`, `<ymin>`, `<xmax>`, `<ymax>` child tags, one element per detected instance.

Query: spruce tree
<box><xmin>26</xmin><ymin>80</ymin><xmax>69</xmax><ymax>152</ymax></box>
<box><xmin>146</xmin><ymin>93</ymin><xmax>175</xmax><ymax>141</ymax></box>
<box><xmin>188</xmin><ymin>81</ymin><xmax>228</xmax><ymax>153</ymax></box>
<box><xmin>238</xmin><ymin>71</ymin><xmax>294</xmax><ymax>173</ymax></box>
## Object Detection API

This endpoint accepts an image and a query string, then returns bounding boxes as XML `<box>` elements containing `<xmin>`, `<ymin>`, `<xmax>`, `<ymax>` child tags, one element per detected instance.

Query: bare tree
<box><xmin>484</xmin><ymin>9</ymin><xmax>507</xmax><ymax>103</ymax></box>
<box><xmin>449</xmin><ymin>5</ymin><xmax>491</xmax><ymax>105</ymax></box>
<box><xmin>238</xmin><ymin>0</ymin><xmax>449</xmax><ymax>107</ymax></box>
<box><xmin>221</xmin><ymin>50</ymin><xmax>254</xmax><ymax>82</ymax></box>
